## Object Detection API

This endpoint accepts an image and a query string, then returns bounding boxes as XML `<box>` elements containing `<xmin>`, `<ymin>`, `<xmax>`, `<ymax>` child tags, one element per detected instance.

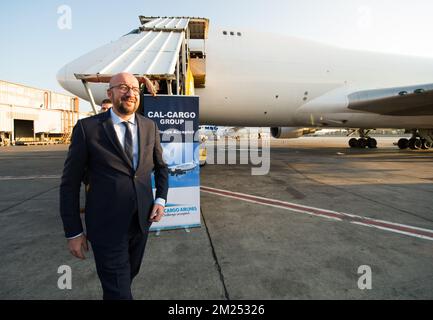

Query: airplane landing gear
<box><xmin>349</xmin><ymin>138</ymin><xmax>358</xmax><ymax>148</ymax></box>
<box><xmin>366</xmin><ymin>137</ymin><xmax>377</xmax><ymax>148</ymax></box>
<box><xmin>347</xmin><ymin>129</ymin><xmax>377</xmax><ymax>149</ymax></box>
<box><xmin>397</xmin><ymin>138</ymin><xmax>409</xmax><ymax>149</ymax></box>
<box><xmin>421</xmin><ymin>139</ymin><xmax>431</xmax><ymax>150</ymax></box>
<box><xmin>408</xmin><ymin>138</ymin><xmax>422</xmax><ymax>150</ymax></box>
<box><xmin>397</xmin><ymin>129</ymin><xmax>432</xmax><ymax>150</ymax></box>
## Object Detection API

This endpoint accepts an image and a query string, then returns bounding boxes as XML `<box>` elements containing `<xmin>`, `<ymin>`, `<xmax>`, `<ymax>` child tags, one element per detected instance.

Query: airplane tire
<box><xmin>408</xmin><ymin>139</ymin><xmax>415</xmax><ymax>149</ymax></box>
<box><xmin>408</xmin><ymin>138</ymin><xmax>421</xmax><ymax>150</ymax></box>
<box><xmin>421</xmin><ymin>139</ymin><xmax>430</xmax><ymax>150</ymax></box>
<box><xmin>349</xmin><ymin>138</ymin><xmax>358</xmax><ymax>148</ymax></box>
<box><xmin>397</xmin><ymin>138</ymin><xmax>409</xmax><ymax>149</ymax></box>
<box><xmin>358</xmin><ymin>138</ymin><xmax>367</xmax><ymax>148</ymax></box>
<box><xmin>367</xmin><ymin>138</ymin><xmax>377</xmax><ymax>148</ymax></box>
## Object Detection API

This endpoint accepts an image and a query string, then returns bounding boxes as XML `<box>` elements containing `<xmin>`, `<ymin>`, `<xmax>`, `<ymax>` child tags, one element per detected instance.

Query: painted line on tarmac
<box><xmin>201</xmin><ymin>186</ymin><xmax>433</xmax><ymax>241</ymax></box>
<box><xmin>0</xmin><ymin>175</ymin><xmax>61</xmax><ymax>181</ymax></box>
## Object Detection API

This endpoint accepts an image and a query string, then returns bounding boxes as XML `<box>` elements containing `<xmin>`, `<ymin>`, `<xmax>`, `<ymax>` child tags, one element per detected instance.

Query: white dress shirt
<box><xmin>110</xmin><ymin>108</ymin><xmax>139</xmax><ymax>170</ymax></box>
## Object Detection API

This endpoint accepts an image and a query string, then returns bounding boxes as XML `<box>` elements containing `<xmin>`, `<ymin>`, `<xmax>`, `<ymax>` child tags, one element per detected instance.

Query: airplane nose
<box><xmin>56</xmin><ymin>63</ymin><xmax>89</xmax><ymax>101</ymax></box>
<box><xmin>56</xmin><ymin>64</ymin><xmax>69</xmax><ymax>91</ymax></box>
<box><xmin>56</xmin><ymin>62</ymin><xmax>108</xmax><ymax>108</ymax></box>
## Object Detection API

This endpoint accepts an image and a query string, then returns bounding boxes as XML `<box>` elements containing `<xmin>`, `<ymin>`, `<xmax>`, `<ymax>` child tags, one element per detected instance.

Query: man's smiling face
<box><xmin>107</xmin><ymin>73</ymin><xmax>140</xmax><ymax>116</ymax></box>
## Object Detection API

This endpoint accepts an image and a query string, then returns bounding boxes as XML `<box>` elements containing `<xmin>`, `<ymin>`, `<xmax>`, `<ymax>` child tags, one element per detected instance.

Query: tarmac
<box><xmin>1</xmin><ymin>136</ymin><xmax>433</xmax><ymax>300</ymax></box>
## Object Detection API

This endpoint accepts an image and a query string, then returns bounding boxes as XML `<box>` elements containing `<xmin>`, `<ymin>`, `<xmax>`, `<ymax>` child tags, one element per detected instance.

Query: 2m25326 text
<box><xmin>212</xmin><ymin>304</ymin><xmax>264</xmax><ymax>315</ymax></box>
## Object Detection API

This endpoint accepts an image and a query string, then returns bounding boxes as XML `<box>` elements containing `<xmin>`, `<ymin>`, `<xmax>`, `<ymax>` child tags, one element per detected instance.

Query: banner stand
<box><xmin>141</xmin><ymin>95</ymin><xmax>201</xmax><ymax>233</ymax></box>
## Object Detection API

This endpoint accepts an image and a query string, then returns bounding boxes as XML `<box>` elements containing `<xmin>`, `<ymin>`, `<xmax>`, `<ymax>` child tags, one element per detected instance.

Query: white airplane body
<box><xmin>57</xmin><ymin>24</ymin><xmax>433</xmax><ymax>148</ymax></box>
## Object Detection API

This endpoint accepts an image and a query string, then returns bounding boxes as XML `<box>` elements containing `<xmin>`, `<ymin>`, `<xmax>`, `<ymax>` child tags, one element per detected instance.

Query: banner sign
<box><xmin>141</xmin><ymin>95</ymin><xmax>200</xmax><ymax>231</ymax></box>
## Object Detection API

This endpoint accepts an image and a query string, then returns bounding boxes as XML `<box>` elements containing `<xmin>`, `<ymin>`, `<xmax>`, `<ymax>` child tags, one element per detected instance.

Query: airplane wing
<box><xmin>348</xmin><ymin>83</ymin><xmax>433</xmax><ymax>116</ymax></box>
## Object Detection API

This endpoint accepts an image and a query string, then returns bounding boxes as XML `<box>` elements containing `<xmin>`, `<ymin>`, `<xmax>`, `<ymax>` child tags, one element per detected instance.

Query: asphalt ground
<box><xmin>1</xmin><ymin>136</ymin><xmax>432</xmax><ymax>300</ymax></box>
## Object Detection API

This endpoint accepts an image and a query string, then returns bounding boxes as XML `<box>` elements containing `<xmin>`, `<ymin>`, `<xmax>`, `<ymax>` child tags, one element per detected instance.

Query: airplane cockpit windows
<box><xmin>222</xmin><ymin>31</ymin><xmax>242</xmax><ymax>36</ymax></box>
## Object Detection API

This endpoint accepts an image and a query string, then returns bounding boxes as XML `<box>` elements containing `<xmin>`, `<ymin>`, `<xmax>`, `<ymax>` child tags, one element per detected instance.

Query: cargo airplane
<box><xmin>57</xmin><ymin>19</ymin><xmax>433</xmax><ymax>150</ymax></box>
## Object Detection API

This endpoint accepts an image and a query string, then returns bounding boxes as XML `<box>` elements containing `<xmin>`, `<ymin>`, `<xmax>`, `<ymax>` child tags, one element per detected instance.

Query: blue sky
<box><xmin>2</xmin><ymin>0</ymin><xmax>433</xmax><ymax>111</ymax></box>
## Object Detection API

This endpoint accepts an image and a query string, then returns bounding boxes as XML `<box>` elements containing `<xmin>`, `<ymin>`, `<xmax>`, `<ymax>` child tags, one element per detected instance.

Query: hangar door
<box><xmin>14</xmin><ymin>119</ymin><xmax>34</xmax><ymax>140</ymax></box>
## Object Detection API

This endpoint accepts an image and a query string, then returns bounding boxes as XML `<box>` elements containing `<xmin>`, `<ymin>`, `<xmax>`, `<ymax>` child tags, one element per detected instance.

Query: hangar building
<box><xmin>0</xmin><ymin>80</ymin><xmax>81</xmax><ymax>146</ymax></box>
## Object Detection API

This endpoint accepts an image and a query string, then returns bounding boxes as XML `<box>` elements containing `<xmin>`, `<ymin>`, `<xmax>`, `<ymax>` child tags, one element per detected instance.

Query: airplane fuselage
<box><xmin>196</xmin><ymin>28</ymin><xmax>433</xmax><ymax>129</ymax></box>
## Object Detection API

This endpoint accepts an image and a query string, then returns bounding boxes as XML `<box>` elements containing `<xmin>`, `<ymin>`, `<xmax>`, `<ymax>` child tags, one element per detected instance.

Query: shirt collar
<box><xmin>110</xmin><ymin>108</ymin><xmax>136</xmax><ymax>126</ymax></box>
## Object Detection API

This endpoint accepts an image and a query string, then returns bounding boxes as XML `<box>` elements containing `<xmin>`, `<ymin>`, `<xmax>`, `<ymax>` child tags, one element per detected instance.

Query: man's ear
<box><xmin>107</xmin><ymin>89</ymin><xmax>112</xmax><ymax>99</ymax></box>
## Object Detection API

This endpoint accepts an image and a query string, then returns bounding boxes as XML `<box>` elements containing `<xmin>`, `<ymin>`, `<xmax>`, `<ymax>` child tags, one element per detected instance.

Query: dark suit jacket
<box><xmin>60</xmin><ymin>111</ymin><xmax>169</xmax><ymax>245</ymax></box>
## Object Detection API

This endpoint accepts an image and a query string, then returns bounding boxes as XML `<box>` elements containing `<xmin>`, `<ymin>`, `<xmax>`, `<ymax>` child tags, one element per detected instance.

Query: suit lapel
<box><xmin>101</xmin><ymin>112</ymin><xmax>133</xmax><ymax>170</ymax></box>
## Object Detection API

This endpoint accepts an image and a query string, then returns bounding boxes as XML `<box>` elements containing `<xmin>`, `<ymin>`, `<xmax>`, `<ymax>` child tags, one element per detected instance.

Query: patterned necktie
<box><xmin>122</xmin><ymin>121</ymin><xmax>133</xmax><ymax>166</ymax></box>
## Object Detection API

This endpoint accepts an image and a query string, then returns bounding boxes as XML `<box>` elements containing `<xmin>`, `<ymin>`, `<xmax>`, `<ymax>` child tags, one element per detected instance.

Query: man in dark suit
<box><xmin>60</xmin><ymin>72</ymin><xmax>169</xmax><ymax>300</ymax></box>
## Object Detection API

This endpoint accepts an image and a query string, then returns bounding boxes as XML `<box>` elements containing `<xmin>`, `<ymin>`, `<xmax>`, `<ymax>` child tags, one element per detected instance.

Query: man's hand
<box><xmin>149</xmin><ymin>204</ymin><xmax>165</xmax><ymax>222</ymax></box>
<box><xmin>143</xmin><ymin>76</ymin><xmax>158</xmax><ymax>96</ymax></box>
<box><xmin>67</xmin><ymin>234</ymin><xmax>89</xmax><ymax>260</ymax></box>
